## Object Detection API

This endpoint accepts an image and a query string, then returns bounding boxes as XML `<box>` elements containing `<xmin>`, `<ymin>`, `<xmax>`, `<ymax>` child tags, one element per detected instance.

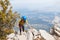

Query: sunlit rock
<box><xmin>39</xmin><ymin>30</ymin><xmax>55</xmax><ymax>40</ymax></box>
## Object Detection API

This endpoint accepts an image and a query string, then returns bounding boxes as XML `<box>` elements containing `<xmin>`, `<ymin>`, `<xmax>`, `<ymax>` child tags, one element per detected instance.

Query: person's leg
<box><xmin>22</xmin><ymin>26</ymin><xmax>24</xmax><ymax>32</ymax></box>
<box><xmin>20</xmin><ymin>27</ymin><xmax>21</xmax><ymax>35</ymax></box>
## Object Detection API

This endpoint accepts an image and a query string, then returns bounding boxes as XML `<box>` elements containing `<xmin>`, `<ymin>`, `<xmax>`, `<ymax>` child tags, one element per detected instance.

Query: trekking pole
<box><xmin>27</xmin><ymin>23</ymin><xmax>34</xmax><ymax>29</ymax></box>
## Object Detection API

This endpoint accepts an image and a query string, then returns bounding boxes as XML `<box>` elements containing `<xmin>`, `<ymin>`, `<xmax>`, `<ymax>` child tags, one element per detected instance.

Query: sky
<box><xmin>10</xmin><ymin>0</ymin><xmax>60</xmax><ymax>12</ymax></box>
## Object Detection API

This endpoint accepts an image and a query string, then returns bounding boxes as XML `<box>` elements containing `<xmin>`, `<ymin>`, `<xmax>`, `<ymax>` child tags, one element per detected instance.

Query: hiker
<box><xmin>19</xmin><ymin>16</ymin><xmax>28</xmax><ymax>35</ymax></box>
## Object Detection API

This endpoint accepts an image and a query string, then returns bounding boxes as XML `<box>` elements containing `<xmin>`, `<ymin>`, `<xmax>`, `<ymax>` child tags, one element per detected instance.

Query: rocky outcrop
<box><xmin>6</xmin><ymin>28</ymin><xmax>41</xmax><ymax>40</ymax></box>
<box><xmin>50</xmin><ymin>16</ymin><xmax>60</xmax><ymax>40</ymax></box>
<box><xmin>6</xmin><ymin>28</ymin><xmax>58</xmax><ymax>40</ymax></box>
<box><xmin>39</xmin><ymin>30</ymin><xmax>55</xmax><ymax>40</ymax></box>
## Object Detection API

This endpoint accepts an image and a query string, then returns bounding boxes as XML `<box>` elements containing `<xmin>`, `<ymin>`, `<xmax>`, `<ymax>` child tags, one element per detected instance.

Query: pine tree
<box><xmin>0</xmin><ymin>0</ymin><xmax>20</xmax><ymax>40</ymax></box>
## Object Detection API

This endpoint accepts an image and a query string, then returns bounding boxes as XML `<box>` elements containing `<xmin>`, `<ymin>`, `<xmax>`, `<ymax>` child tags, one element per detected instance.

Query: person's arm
<box><xmin>24</xmin><ymin>20</ymin><xmax>31</xmax><ymax>28</ymax></box>
<box><xmin>26</xmin><ymin>20</ymin><xmax>28</xmax><ymax>24</ymax></box>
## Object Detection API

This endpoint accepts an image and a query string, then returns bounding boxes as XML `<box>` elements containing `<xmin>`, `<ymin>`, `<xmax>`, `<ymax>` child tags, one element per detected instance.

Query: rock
<box><xmin>50</xmin><ymin>28</ymin><xmax>54</xmax><ymax>35</ymax></box>
<box><xmin>50</xmin><ymin>16</ymin><xmax>60</xmax><ymax>40</ymax></box>
<box><xmin>52</xmin><ymin>16</ymin><xmax>60</xmax><ymax>24</ymax></box>
<box><xmin>6</xmin><ymin>32</ymin><xmax>27</xmax><ymax>40</ymax></box>
<box><xmin>54</xmin><ymin>30</ymin><xmax>60</xmax><ymax>36</ymax></box>
<box><xmin>39</xmin><ymin>30</ymin><xmax>55</xmax><ymax>40</ymax></box>
<box><xmin>53</xmin><ymin>35</ymin><xmax>60</xmax><ymax>40</ymax></box>
<box><xmin>7</xmin><ymin>38</ymin><xmax>13</xmax><ymax>40</ymax></box>
<box><xmin>50</xmin><ymin>23</ymin><xmax>60</xmax><ymax>36</ymax></box>
<box><xmin>6</xmin><ymin>33</ymin><xmax>15</xmax><ymax>39</ymax></box>
<box><xmin>34</xmin><ymin>37</ymin><xmax>41</xmax><ymax>40</ymax></box>
<box><xmin>18</xmin><ymin>34</ymin><xmax>27</xmax><ymax>40</ymax></box>
<box><xmin>32</xmin><ymin>28</ymin><xmax>38</xmax><ymax>36</ymax></box>
<box><xmin>27</xmin><ymin>29</ymin><xmax>33</xmax><ymax>40</ymax></box>
<box><xmin>27</xmin><ymin>28</ymin><xmax>43</xmax><ymax>40</ymax></box>
<box><xmin>27</xmin><ymin>28</ymin><xmax>39</xmax><ymax>40</ymax></box>
<box><xmin>33</xmin><ymin>35</ymin><xmax>43</xmax><ymax>40</ymax></box>
<box><xmin>54</xmin><ymin>24</ymin><xmax>60</xmax><ymax>33</ymax></box>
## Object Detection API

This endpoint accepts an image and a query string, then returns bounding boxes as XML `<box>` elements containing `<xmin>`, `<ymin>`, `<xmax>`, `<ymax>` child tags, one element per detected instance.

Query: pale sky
<box><xmin>10</xmin><ymin>0</ymin><xmax>60</xmax><ymax>12</ymax></box>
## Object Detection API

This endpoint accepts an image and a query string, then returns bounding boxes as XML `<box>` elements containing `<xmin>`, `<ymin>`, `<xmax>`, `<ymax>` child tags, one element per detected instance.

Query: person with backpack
<box><xmin>19</xmin><ymin>16</ymin><xmax>28</xmax><ymax>35</ymax></box>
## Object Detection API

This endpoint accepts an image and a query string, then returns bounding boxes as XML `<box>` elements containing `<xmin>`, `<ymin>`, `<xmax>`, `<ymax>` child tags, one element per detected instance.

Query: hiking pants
<box><xmin>19</xmin><ymin>26</ymin><xmax>24</xmax><ymax>34</ymax></box>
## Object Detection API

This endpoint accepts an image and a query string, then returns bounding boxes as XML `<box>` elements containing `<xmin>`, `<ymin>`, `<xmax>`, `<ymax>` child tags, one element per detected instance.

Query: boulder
<box><xmin>32</xmin><ymin>28</ymin><xmax>38</xmax><ymax>36</ymax></box>
<box><xmin>50</xmin><ymin>25</ymin><xmax>60</xmax><ymax>36</ymax></box>
<box><xmin>39</xmin><ymin>30</ymin><xmax>55</xmax><ymax>40</ymax></box>
<box><xmin>6</xmin><ymin>33</ymin><xmax>15</xmax><ymax>39</ymax></box>
<box><xmin>27</xmin><ymin>29</ymin><xmax>33</xmax><ymax>40</ymax></box>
